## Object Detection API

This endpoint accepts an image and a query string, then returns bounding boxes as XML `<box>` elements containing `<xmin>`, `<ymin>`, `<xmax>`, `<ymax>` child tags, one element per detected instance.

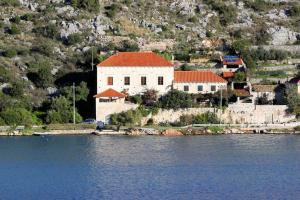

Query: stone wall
<box><xmin>145</xmin><ymin>107</ymin><xmax>219</xmax><ymax>124</ymax></box>
<box><xmin>223</xmin><ymin>104</ymin><xmax>295</xmax><ymax>124</ymax></box>
<box><xmin>144</xmin><ymin>104</ymin><xmax>295</xmax><ymax>125</ymax></box>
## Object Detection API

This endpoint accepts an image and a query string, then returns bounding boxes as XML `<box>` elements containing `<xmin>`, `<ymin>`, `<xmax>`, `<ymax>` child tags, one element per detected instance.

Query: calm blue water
<box><xmin>0</xmin><ymin>135</ymin><xmax>300</xmax><ymax>200</ymax></box>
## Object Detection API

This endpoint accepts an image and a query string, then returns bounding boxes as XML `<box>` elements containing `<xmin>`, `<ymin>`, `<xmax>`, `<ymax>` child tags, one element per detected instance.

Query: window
<box><xmin>184</xmin><ymin>85</ymin><xmax>189</xmax><ymax>91</ymax></box>
<box><xmin>141</xmin><ymin>76</ymin><xmax>147</xmax><ymax>85</ymax></box>
<box><xmin>198</xmin><ymin>85</ymin><xmax>203</xmax><ymax>92</ymax></box>
<box><xmin>107</xmin><ymin>77</ymin><xmax>113</xmax><ymax>85</ymax></box>
<box><xmin>211</xmin><ymin>85</ymin><xmax>216</xmax><ymax>92</ymax></box>
<box><xmin>158</xmin><ymin>76</ymin><xmax>164</xmax><ymax>85</ymax></box>
<box><xmin>124</xmin><ymin>76</ymin><xmax>130</xmax><ymax>85</ymax></box>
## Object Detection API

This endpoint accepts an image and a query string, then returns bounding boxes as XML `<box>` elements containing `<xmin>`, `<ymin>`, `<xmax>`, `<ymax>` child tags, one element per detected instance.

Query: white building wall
<box><xmin>97</xmin><ymin>66</ymin><xmax>174</xmax><ymax>95</ymax></box>
<box><xmin>95</xmin><ymin>99</ymin><xmax>138</xmax><ymax>122</ymax></box>
<box><xmin>173</xmin><ymin>82</ymin><xmax>227</xmax><ymax>94</ymax></box>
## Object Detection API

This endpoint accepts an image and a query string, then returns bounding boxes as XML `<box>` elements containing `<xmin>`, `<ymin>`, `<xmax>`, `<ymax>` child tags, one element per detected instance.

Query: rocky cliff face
<box><xmin>0</xmin><ymin>0</ymin><xmax>299</xmax><ymax>120</ymax></box>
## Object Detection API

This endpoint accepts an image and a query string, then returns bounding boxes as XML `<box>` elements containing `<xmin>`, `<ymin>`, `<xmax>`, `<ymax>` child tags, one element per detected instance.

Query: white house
<box><xmin>96</xmin><ymin>52</ymin><xmax>174</xmax><ymax>96</ymax></box>
<box><xmin>94</xmin><ymin>52</ymin><xmax>227</xmax><ymax>122</ymax></box>
<box><xmin>173</xmin><ymin>71</ymin><xmax>227</xmax><ymax>93</ymax></box>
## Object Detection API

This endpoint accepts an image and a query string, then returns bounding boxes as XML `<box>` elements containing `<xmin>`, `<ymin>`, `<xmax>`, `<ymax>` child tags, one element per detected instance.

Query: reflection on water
<box><xmin>0</xmin><ymin>135</ymin><xmax>300</xmax><ymax>200</ymax></box>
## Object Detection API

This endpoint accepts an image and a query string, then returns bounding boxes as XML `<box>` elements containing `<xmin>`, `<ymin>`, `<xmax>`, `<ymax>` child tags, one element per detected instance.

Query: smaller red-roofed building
<box><xmin>221</xmin><ymin>56</ymin><xmax>246</xmax><ymax>72</ymax></box>
<box><xmin>173</xmin><ymin>71</ymin><xmax>227</xmax><ymax>94</ymax></box>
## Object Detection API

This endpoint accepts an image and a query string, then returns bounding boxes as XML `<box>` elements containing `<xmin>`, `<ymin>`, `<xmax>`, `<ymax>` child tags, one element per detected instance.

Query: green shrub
<box><xmin>119</xmin><ymin>40</ymin><xmax>139</xmax><ymax>52</ymax></box>
<box><xmin>8</xmin><ymin>81</ymin><xmax>25</xmax><ymax>97</ymax></box>
<box><xmin>46</xmin><ymin>123</ymin><xmax>96</xmax><ymax>130</ymax></box>
<box><xmin>233</xmin><ymin>72</ymin><xmax>247</xmax><ymax>82</ymax></box>
<box><xmin>28</xmin><ymin>63</ymin><xmax>54</xmax><ymax>88</ymax></box>
<box><xmin>65</xmin><ymin>33</ymin><xmax>83</xmax><ymax>45</ymax></box>
<box><xmin>110</xmin><ymin>109</ymin><xmax>143</xmax><ymax>126</ymax></box>
<box><xmin>204</xmin><ymin>0</ymin><xmax>237</xmax><ymax>25</ymax></box>
<box><xmin>146</xmin><ymin>118</ymin><xmax>154</xmax><ymax>125</ymax></box>
<box><xmin>244</xmin><ymin>0</ymin><xmax>275</xmax><ymax>12</ymax></box>
<box><xmin>289</xmin><ymin>5</ymin><xmax>300</xmax><ymax>17</ymax></box>
<box><xmin>60</xmin><ymin>82</ymin><xmax>90</xmax><ymax>102</ymax></box>
<box><xmin>3</xmin><ymin>49</ymin><xmax>17</xmax><ymax>58</ymax></box>
<box><xmin>208</xmin><ymin>126</ymin><xmax>224</xmax><ymax>134</ymax></box>
<box><xmin>177</xmin><ymin>112</ymin><xmax>219</xmax><ymax>126</ymax></box>
<box><xmin>105</xmin><ymin>4</ymin><xmax>121</xmax><ymax>18</ymax></box>
<box><xmin>285</xmin><ymin>84</ymin><xmax>300</xmax><ymax>116</ymax></box>
<box><xmin>9</xmin><ymin>24</ymin><xmax>20</xmax><ymax>34</ymax></box>
<box><xmin>0</xmin><ymin>66</ymin><xmax>13</xmax><ymax>82</ymax></box>
<box><xmin>0</xmin><ymin>108</ymin><xmax>35</xmax><ymax>126</ymax></box>
<box><xmin>31</xmin><ymin>40</ymin><xmax>54</xmax><ymax>56</ymax></box>
<box><xmin>21</xmin><ymin>13</ymin><xmax>34</xmax><ymax>21</ymax></box>
<box><xmin>128</xmin><ymin>95</ymin><xmax>143</xmax><ymax>104</ymax></box>
<box><xmin>72</xmin><ymin>0</ymin><xmax>100</xmax><ymax>12</ymax></box>
<box><xmin>33</xmin><ymin>24</ymin><xmax>59</xmax><ymax>39</ymax></box>
<box><xmin>255</xmin><ymin>25</ymin><xmax>272</xmax><ymax>45</ymax></box>
<box><xmin>46</xmin><ymin>96</ymin><xmax>82</xmax><ymax>124</ymax></box>
<box><xmin>10</xmin><ymin>16</ymin><xmax>21</xmax><ymax>24</ymax></box>
<box><xmin>250</xmin><ymin>47</ymin><xmax>290</xmax><ymax>61</ymax></box>
<box><xmin>160</xmin><ymin>90</ymin><xmax>194</xmax><ymax>110</ymax></box>
<box><xmin>0</xmin><ymin>0</ymin><xmax>20</xmax><ymax>6</ymax></box>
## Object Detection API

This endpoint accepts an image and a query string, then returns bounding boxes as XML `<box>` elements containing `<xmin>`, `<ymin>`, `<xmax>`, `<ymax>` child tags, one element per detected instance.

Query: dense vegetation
<box><xmin>0</xmin><ymin>0</ymin><xmax>299</xmax><ymax>126</ymax></box>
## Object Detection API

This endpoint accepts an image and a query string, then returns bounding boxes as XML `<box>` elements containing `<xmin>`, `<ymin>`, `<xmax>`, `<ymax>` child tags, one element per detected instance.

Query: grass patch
<box><xmin>45</xmin><ymin>123</ymin><xmax>96</xmax><ymax>130</ymax></box>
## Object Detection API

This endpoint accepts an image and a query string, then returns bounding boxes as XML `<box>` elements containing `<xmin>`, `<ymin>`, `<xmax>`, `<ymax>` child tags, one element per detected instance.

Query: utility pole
<box><xmin>91</xmin><ymin>46</ymin><xmax>94</xmax><ymax>71</ymax></box>
<box><xmin>219</xmin><ymin>88</ymin><xmax>223</xmax><ymax>124</ymax></box>
<box><xmin>73</xmin><ymin>82</ymin><xmax>76</xmax><ymax>125</ymax></box>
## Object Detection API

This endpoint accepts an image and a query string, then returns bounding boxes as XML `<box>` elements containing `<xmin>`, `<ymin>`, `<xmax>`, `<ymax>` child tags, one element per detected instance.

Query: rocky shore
<box><xmin>0</xmin><ymin>127</ymin><xmax>299</xmax><ymax>137</ymax></box>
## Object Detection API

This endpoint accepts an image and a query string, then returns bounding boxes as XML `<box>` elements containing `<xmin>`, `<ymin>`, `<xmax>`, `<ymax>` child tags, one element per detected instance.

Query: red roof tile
<box><xmin>223</xmin><ymin>72</ymin><xmax>235</xmax><ymax>78</ymax></box>
<box><xmin>97</xmin><ymin>52</ymin><xmax>173</xmax><ymax>67</ymax></box>
<box><xmin>94</xmin><ymin>88</ymin><xmax>126</xmax><ymax>98</ymax></box>
<box><xmin>174</xmin><ymin>71</ymin><xmax>227</xmax><ymax>83</ymax></box>
<box><xmin>234</xmin><ymin>89</ymin><xmax>251</xmax><ymax>97</ymax></box>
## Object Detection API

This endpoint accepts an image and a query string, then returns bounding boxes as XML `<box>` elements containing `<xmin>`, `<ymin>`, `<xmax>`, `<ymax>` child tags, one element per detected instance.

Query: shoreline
<box><xmin>0</xmin><ymin>127</ymin><xmax>299</xmax><ymax>136</ymax></box>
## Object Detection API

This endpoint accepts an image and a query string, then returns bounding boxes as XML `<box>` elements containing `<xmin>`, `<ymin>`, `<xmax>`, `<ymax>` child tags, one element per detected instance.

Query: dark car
<box><xmin>83</xmin><ymin>119</ymin><xmax>97</xmax><ymax>124</ymax></box>
<box><xmin>96</xmin><ymin>121</ymin><xmax>105</xmax><ymax>130</ymax></box>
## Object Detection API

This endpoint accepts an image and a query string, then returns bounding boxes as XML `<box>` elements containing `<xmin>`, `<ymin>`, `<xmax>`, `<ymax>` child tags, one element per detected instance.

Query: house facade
<box><xmin>173</xmin><ymin>71</ymin><xmax>227</xmax><ymax>93</ymax></box>
<box><xmin>96</xmin><ymin>52</ymin><xmax>174</xmax><ymax>96</ymax></box>
<box><xmin>94</xmin><ymin>52</ymin><xmax>227</xmax><ymax>122</ymax></box>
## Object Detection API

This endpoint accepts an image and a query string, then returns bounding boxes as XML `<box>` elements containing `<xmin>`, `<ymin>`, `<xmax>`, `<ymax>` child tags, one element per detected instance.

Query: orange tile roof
<box><xmin>174</xmin><ymin>71</ymin><xmax>227</xmax><ymax>83</ymax></box>
<box><xmin>93</xmin><ymin>88</ymin><xmax>126</xmax><ymax>98</ymax></box>
<box><xmin>234</xmin><ymin>89</ymin><xmax>251</xmax><ymax>97</ymax></box>
<box><xmin>223</xmin><ymin>72</ymin><xmax>235</xmax><ymax>78</ymax></box>
<box><xmin>97</xmin><ymin>52</ymin><xmax>173</xmax><ymax>67</ymax></box>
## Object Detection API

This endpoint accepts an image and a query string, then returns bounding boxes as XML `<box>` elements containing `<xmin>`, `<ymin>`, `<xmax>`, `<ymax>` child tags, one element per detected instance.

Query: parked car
<box><xmin>83</xmin><ymin>119</ymin><xmax>97</xmax><ymax>124</ymax></box>
<box><xmin>96</xmin><ymin>121</ymin><xmax>105</xmax><ymax>130</ymax></box>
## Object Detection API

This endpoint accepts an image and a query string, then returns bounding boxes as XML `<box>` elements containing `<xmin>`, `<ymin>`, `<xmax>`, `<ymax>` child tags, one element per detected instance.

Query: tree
<box><xmin>143</xmin><ymin>89</ymin><xmax>158</xmax><ymax>106</ymax></box>
<box><xmin>0</xmin><ymin>108</ymin><xmax>35</xmax><ymax>126</ymax></box>
<box><xmin>60</xmin><ymin>82</ymin><xmax>89</xmax><ymax>102</ymax></box>
<box><xmin>286</xmin><ymin>84</ymin><xmax>300</xmax><ymax>116</ymax></box>
<box><xmin>8</xmin><ymin>81</ymin><xmax>24</xmax><ymax>97</ymax></box>
<box><xmin>161</xmin><ymin>90</ymin><xmax>194</xmax><ymax>110</ymax></box>
<box><xmin>119</xmin><ymin>40</ymin><xmax>139</xmax><ymax>52</ymax></box>
<box><xmin>234</xmin><ymin>72</ymin><xmax>247</xmax><ymax>82</ymax></box>
<box><xmin>256</xmin><ymin>94</ymin><xmax>271</xmax><ymax>105</ymax></box>
<box><xmin>46</xmin><ymin>96</ymin><xmax>82</xmax><ymax>124</ymax></box>
<box><xmin>35</xmin><ymin>66</ymin><xmax>54</xmax><ymax>88</ymax></box>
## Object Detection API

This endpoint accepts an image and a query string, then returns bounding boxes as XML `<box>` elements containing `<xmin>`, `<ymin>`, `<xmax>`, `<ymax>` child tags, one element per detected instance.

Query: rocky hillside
<box><xmin>0</xmin><ymin>0</ymin><xmax>299</xmax><ymax>124</ymax></box>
